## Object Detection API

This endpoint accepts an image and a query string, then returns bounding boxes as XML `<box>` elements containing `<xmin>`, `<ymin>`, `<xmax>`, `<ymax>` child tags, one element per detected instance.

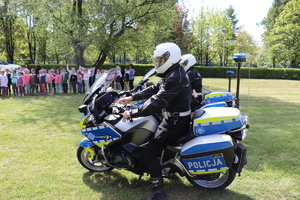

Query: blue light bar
<box><xmin>233</xmin><ymin>53</ymin><xmax>246</xmax><ymax>62</ymax></box>
<box><xmin>226</xmin><ymin>70</ymin><xmax>234</xmax><ymax>75</ymax></box>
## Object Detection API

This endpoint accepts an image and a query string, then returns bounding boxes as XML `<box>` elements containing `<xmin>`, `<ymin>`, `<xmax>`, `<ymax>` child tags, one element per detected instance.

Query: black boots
<box><xmin>143</xmin><ymin>177</ymin><xmax>167</xmax><ymax>200</ymax></box>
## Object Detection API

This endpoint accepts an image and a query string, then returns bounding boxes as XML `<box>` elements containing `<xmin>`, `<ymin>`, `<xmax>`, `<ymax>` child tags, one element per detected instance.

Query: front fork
<box><xmin>79</xmin><ymin>137</ymin><xmax>110</xmax><ymax>160</ymax></box>
<box><xmin>79</xmin><ymin>138</ymin><xmax>96</xmax><ymax>159</ymax></box>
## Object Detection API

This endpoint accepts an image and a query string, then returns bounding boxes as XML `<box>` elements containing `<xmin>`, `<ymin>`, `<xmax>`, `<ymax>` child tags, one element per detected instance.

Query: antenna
<box><xmin>226</xmin><ymin>71</ymin><xmax>234</xmax><ymax>92</ymax></box>
<box><xmin>233</xmin><ymin>53</ymin><xmax>247</xmax><ymax>109</ymax></box>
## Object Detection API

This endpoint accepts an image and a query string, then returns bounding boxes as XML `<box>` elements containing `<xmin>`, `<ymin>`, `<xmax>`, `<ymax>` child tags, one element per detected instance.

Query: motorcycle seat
<box><xmin>169</xmin><ymin>109</ymin><xmax>205</xmax><ymax>146</ymax></box>
<box><xmin>192</xmin><ymin>109</ymin><xmax>205</xmax><ymax>120</ymax></box>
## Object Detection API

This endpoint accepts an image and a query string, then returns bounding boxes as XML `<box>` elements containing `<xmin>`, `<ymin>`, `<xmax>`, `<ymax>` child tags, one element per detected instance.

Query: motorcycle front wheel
<box><xmin>186</xmin><ymin>168</ymin><xmax>236</xmax><ymax>190</ymax></box>
<box><xmin>77</xmin><ymin>146</ymin><xmax>113</xmax><ymax>172</ymax></box>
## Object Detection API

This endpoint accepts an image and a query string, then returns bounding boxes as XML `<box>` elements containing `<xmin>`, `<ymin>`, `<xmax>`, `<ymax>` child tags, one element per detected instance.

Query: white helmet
<box><xmin>180</xmin><ymin>54</ymin><xmax>196</xmax><ymax>72</ymax></box>
<box><xmin>153</xmin><ymin>43</ymin><xmax>181</xmax><ymax>74</ymax></box>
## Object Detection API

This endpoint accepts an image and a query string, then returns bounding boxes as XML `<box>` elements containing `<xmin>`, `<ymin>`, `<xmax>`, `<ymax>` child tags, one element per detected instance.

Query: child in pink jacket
<box><xmin>54</xmin><ymin>69</ymin><xmax>62</xmax><ymax>94</ymax></box>
<box><xmin>24</xmin><ymin>69</ymin><xmax>31</xmax><ymax>96</ymax></box>
<box><xmin>17</xmin><ymin>72</ymin><xmax>24</xmax><ymax>96</ymax></box>
<box><xmin>46</xmin><ymin>69</ymin><xmax>55</xmax><ymax>95</ymax></box>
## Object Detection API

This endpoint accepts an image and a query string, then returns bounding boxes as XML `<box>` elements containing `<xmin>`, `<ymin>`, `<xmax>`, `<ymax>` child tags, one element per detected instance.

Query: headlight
<box><xmin>244</xmin><ymin>115</ymin><xmax>250</xmax><ymax>129</ymax></box>
<box><xmin>79</xmin><ymin>115</ymin><xmax>95</xmax><ymax>129</ymax></box>
<box><xmin>241</xmin><ymin>128</ymin><xmax>247</xmax><ymax>140</ymax></box>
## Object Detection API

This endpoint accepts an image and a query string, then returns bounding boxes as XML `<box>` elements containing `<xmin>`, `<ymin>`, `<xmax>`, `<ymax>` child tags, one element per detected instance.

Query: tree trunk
<box><xmin>73</xmin><ymin>40</ymin><xmax>85</xmax><ymax>68</ymax></box>
<box><xmin>5</xmin><ymin>34</ymin><xmax>14</xmax><ymax>63</ymax></box>
<box><xmin>93</xmin><ymin>50</ymin><xmax>108</xmax><ymax>77</ymax></box>
<box><xmin>205</xmin><ymin>52</ymin><xmax>209</xmax><ymax>66</ymax></box>
<box><xmin>272</xmin><ymin>57</ymin><xmax>276</xmax><ymax>68</ymax></box>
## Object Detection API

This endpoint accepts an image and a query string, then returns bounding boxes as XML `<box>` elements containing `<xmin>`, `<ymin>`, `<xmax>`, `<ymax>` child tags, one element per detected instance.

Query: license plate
<box><xmin>183</xmin><ymin>154</ymin><xmax>228</xmax><ymax>173</ymax></box>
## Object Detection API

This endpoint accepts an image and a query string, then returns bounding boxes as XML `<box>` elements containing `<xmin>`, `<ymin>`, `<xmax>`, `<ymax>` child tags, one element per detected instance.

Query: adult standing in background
<box><xmin>24</xmin><ymin>63</ymin><xmax>31</xmax><ymax>72</ymax></box>
<box><xmin>115</xmin><ymin>64</ymin><xmax>122</xmax><ymax>90</ymax></box>
<box><xmin>5</xmin><ymin>69</ymin><xmax>11</xmax><ymax>96</ymax></box>
<box><xmin>128</xmin><ymin>64</ymin><xmax>135</xmax><ymax>90</ymax></box>
<box><xmin>118</xmin><ymin>64</ymin><xmax>125</xmax><ymax>90</ymax></box>
<box><xmin>34</xmin><ymin>60</ymin><xmax>41</xmax><ymax>75</ymax></box>
<box><xmin>34</xmin><ymin>60</ymin><xmax>41</xmax><ymax>93</ymax></box>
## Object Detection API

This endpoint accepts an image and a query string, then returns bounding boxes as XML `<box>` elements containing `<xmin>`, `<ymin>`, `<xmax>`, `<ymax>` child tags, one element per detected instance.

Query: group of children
<box><xmin>0</xmin><ymin>65</ymin><xmax>102</xmax><ymax>97</ymax></box>
<box><xmin>0</xmin><ymin>67</ymin><xmax>70</xmax><ymax>96</ymax></box>
<box><xmin>0</xmin><ymin>63</ymin><xmax>134</xmax><ymax>97</ymax></box>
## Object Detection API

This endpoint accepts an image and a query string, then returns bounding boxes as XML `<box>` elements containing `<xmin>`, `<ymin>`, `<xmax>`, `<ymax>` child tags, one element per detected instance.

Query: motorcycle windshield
<box><xmin>82</xmin><ymin>67</ymin><xmax>155</xmax><ymax>103</ymax></box>
<box><xmin>140</xmin><ymin>68</ymin><xmax>156</xmax><ymax>83</ymax></box>
<box><xmin>133</xmin><ymin>68</ymin><xmax>156</xmax><ymax>91</ymax></box>
<box><xmin>83</xmin><ymin>68</ymin><xmax>118</xmax><ymax>103</ymax></box>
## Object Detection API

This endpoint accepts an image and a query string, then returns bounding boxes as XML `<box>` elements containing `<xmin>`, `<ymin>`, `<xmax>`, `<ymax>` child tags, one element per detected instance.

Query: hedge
<box><xmin>29</xmin><ymin>63</ymin><xmax>300</xmax><ymax>80</ymax></box>
<box><xmin>195</xmin><ymin>66</ymin><xmax>300</xmax><ymax>80</ymax></box>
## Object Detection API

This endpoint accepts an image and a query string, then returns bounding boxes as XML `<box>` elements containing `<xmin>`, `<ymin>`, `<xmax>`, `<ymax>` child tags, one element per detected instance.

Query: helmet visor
<box><xmin>181</xmin><ymin>59</ymin><xmax>189</xmax><ymax>68</ymax></box>
<box><xmin>153</xmin><ymin>51</ymin><xmax>170</xmax><ymax>69</ymax></box>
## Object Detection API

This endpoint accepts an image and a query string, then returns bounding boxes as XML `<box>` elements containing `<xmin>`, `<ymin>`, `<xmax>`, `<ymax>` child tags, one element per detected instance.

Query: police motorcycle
<box><xmin>77</xmin><ymin>67</ymin><xmax>249</xmax><ymax>190</ymax></box>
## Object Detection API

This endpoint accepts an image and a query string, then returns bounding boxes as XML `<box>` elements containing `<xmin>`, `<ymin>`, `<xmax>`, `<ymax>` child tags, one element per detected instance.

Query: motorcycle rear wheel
<box><xmin>77</xmin><ymin>146</ymin><xmax>113</xmax><ymax>172</ymax></box>
<box><xmin>186</xmin><ymin>168</ymin><xmax>236</xmax><ymax>190</ymax></box>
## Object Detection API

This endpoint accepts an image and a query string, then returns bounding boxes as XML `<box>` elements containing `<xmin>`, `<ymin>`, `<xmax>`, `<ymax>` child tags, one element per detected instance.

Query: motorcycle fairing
<box><xmin>114</xmin><ymin>115</ymin><xmax>159</xmax><ymax>133</ymax></box>
<box><xmin>180</xmin><ymin>135</ymin><xmax>234</xmax><ymax>174</ymax></box>
<box><xmin>81</xmin><ymin>122</ymin><xmax>122</xmax><ymax>147</ymax></box>
<box><xmin>193</xmin><ymin>107</ymin><xmax>244</xmax><ymax>136</ymax></box>
<box><xmin>132</xmin><ymin>100</ymin><xmax>147</xmax><ymax>107</ymax></box>
<box><xmin>201</xmin><ymin>102</ymin><xmax>227</xmax><ymax>109</ymax></box>
<box><xmin>204</xmin><ymin>91</ymin><xmax>234</xmax><ymax>104</ymax></box>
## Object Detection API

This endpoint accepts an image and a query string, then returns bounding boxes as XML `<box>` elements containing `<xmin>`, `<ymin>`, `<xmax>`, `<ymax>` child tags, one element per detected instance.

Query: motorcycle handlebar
<box><xmin>119</xmin><ymin>91</ymin><xmax>132</xmax><ymax>97</ymax></box>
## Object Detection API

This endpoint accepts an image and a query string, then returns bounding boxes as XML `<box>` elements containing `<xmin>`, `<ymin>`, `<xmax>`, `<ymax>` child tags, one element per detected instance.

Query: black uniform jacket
<box><xmin>130</xmin><ymin>64</ymin><xmax>192</xmax><ymax>118</ymax></box>
<box><xmin>186</xmin><ymin>66</ymin><xmax>202</xmax><ymax>94</ymax></box>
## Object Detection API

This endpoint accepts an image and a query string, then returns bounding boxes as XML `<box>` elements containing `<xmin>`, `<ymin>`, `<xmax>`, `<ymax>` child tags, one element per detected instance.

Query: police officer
<box><xmin>180</xmin><ymin>54</ymin><xmax>203</xmax><ymax>111</ymax></box>
<box><xmin>117</xmin><ymin>43</ymin><xmax>192</xmax><ymax>200</ymax></box>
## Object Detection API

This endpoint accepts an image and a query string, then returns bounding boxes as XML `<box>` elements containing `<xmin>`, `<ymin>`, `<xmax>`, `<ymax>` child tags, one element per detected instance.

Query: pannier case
<box><xmin>193</xmin><ymin>107</ymin><xmax>244</xmax><ymax>136</ymax></box>
<box><xmin>180</xmin><ymin>134</ymin><xmax>234</xmax><ymax>174</ymax></box>
<box><xmin>204</xmin><ymin>91</ymin><xmax>234</xmax><ymax>104</ymax></box>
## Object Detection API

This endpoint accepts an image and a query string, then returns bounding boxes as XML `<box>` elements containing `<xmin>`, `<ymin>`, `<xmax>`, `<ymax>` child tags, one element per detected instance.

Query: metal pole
<box><xmin>222</xmin><ymin>28</ymin><xmax>226</xmax><ymax>67</ymax></box>
<box><xmin>228</xmin><ymin>77</ymin><xmax>231</xmax><ymax>92</ymax></box>
<box><xmin>222</xmin><ymin>37</ymin><xmax>225</xmax><ymax>67</ymax></box>
<box><xmin>235</xmin><ymin>62</ymin><xmax>241</xmax><ymax>109</ymax></box>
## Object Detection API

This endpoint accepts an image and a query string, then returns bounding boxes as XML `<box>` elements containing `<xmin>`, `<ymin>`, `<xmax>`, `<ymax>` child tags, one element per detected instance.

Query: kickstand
<box><xmin>134</xmin><ymin>174</ymin><xmax>143</xmax><ymax>189</ymax></box>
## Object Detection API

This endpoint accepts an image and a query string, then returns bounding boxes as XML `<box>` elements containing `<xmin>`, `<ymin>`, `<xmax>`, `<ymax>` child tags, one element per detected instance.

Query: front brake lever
<box><xmin>128</xmin><ymin>117</ymin><xmax>133</xmax><ymax>122</ymax></box>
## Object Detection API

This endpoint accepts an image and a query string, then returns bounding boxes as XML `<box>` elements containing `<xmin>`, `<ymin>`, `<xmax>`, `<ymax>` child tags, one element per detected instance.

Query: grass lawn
<box><xmin>0</xmin><ymin>78</ymin><xmax>299</xmax><ymax>200</ymax></box>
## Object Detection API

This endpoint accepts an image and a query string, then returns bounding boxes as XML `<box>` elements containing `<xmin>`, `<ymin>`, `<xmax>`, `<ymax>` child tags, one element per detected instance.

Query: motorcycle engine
<box><xmin>111</xmin><ymin>151</ymin><xmax>136</xmax><ymax>169</ymax></box>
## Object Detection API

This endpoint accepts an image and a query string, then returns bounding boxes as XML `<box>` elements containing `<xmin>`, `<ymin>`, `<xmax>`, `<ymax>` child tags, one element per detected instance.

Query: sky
<box><xmin>186</xmin><ymin>0</ymin><xmax>274</xmax><ymax>45</ymax></box>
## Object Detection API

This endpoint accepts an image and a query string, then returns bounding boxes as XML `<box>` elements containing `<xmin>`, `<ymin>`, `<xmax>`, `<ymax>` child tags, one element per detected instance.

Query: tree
<box><xmin>265</xmin><ymin>0</ymin><xmax>300</xmax><ymax>67</ymax></box>
<box><xmin>191</xmin><ymin>7</ymin><xmax>234</xmax><ymax>66</ymax></box>
<box><xmin>4</xmin><ymin>0</ymin><xmax>177</xmax><ymax>67</ymax></box>
<box><xmin>261</xmin><ymin>0</ymin><xmax>291</xmax><ymax>38</ymax></box>
<box><xmin>170</xmin><ymin>3</ymin><xmax>193</xmax><ymax>54</ymax></box>
<box><xmin>89</xmin><ymin>0</ymin><xmax>176</xmax><ymax>70</ymax></box>
<box><xmin>225</xmin><ymin>5</ymin><xmax>239</xmax><ymax>38</ymax></box>
<box><xmin>0</xmin><ymin>0</ymin><xmax>19</xmax><ymax>63</ymax></box>
<box><xmin>261</xmin><ymin>0</ymin><xmax>291</xmax><ymax>67</ymax></box>
<box><xmin>233</xmin><ymin>27</ymin><xmax>258</xmax><ymax>66</ymax></box>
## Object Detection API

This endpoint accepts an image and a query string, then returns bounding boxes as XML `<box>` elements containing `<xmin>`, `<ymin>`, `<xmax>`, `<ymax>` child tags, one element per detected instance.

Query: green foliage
<box><xmin>265</xmin><ymin>0</ymin><xmax>300</xmax><ymax>66</ymax></box>
<box><xmin>261</xmin><ymin>0</ymin><xmax>291</xmax><ymax>38</ymax></box>
<box><xmin>169</xmin><ymin>3</ymin><xmax>193</xmax><ymax>54</ymax></box>
<box><xmin>3</xmin><ymin>0</ymin><xmax>176</xmax><ymax>67</ymax></box>
<box><xmin>191</xmin><ymin>7</ymin><xmax>235</xmax><ymax>66</ymax></box>
<box><xmin>233</xmin><ymin>28</ymin><xmax>259</xmax><ymax>66</ymax></box>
